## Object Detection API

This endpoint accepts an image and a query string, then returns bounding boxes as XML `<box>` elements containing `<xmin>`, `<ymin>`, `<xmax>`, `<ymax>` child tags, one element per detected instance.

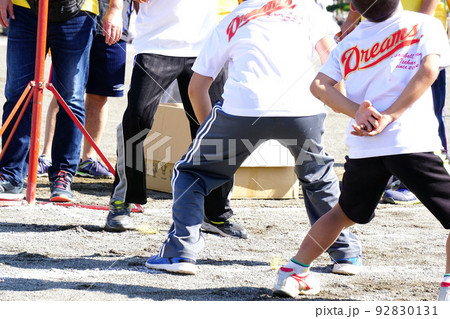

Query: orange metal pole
<box><xmin>0</xmin><ymin>83</ymin><xmax>32</xmax><ymax>138</ymax></box>
<box><xmin>27</xmin><ymin>0</ymin><xmax>49</xmax><ymax>204</ymax></box>
<box><xmin>0</xmin><ymin>89</ymin><xmax>34</xmax><ymax>162</ymax></box>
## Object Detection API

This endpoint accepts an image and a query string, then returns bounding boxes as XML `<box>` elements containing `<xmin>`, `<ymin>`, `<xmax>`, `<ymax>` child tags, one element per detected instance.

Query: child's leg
<box><xmin>273</xmin><ymin>204</ymin><xmax>355</xmax><ymax>297</ymax></box>
<box><xmin>283</xmin><ymin>114</ymin><xmax>361</xmax><ymax>263</ymax></box>
<box><xmin>290</xmin><ymin>151</ymin><xmax>389</xmax><ymax>267</ymax></box>
<box><xmin>154</xmin><ymin>108</ymin><xmax>262</xmax><ymax>262</ymax></box>
<box><xmin>293</xmin><ymin>204</ymin><xmax>355</xmax><ymax>265</ymax></box>
<box><xmin>446</xmin><ymin>234</ymin><xmax>450</xmax><ymax>274</ymax></box>
<box><xmin>438</xmin><ymin>233</ymin><xmax>450</xmax><ymax>301</ymax></box>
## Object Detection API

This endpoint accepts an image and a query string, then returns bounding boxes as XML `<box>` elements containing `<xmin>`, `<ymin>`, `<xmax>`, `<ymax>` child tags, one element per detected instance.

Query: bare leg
<box><xmin>42</xmin><ymin>97</ymin><xmax>59</xmax><ymax>156</ymax></box>
<box><xmin>437</xmin><ymin>233</ymin><xmax>450</xmax><ymax>300</ymax></box>
<box><xmin>82</xmin><ymin>93</ymin><xmax>108</xmax><ymax>161</ymax></box>
<box><xmin>293</xmin><ymin>204</ymin><xmax>355</xmax><ymax>265</ymax></box>
<box><xmin>446</xmin><ymin>233</ymin><xmax>450</xmax><ymax>273</ymax></box>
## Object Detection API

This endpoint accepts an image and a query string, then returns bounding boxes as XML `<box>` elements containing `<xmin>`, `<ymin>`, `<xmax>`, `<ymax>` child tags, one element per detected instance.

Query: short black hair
<box><xmin>352</xmin><ymin>0</ymin><xmax>400</xmax><ymax>22</ymax></box>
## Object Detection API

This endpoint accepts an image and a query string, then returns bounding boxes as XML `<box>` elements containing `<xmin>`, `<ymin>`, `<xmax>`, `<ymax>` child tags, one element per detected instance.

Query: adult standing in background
<box><xmin>37</xmin><ymin>0</ymin><xmax>134</xmax><ymax>180</ymax></box>
<box><xmin>0</xmin><ymin>0</ymin><xmax>122</xmax><ymax>201</ymax></box>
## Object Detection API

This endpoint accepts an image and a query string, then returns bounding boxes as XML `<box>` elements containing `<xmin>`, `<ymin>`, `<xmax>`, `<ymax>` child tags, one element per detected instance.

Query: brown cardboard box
<box><xmin>144</xmin><ymin>103</ymin><xmax>299</xmax><ymax>199</ymax></box>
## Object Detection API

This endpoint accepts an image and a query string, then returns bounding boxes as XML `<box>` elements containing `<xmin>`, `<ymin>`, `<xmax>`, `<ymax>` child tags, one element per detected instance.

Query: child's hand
<box><xmin>352</xmin><ymin>113</ymin><xmax>394</xmax><ymax>136</ymax></box>
<box><xmin>353</xmin><ymin>100</ymin><xmax>381</xmax><ymax>132</ymax></box>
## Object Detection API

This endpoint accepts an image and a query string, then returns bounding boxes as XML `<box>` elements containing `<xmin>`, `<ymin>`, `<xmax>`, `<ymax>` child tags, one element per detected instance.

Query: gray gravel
<box><xmin>1</xmin><ymin>35</ymin><xmax>450</xmax><ymax>308</ymax></box>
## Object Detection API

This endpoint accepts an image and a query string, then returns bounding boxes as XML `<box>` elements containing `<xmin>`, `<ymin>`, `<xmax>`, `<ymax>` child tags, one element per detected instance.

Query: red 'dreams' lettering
<box><xmin>341</xmin><ymin>25</ymin><xmax>421</xmax><ymax>79</ymax></box>
<box><xmin>226</xmin><ymin>0</ymin><xmax>296</xmax><ymax>41</ymax></box>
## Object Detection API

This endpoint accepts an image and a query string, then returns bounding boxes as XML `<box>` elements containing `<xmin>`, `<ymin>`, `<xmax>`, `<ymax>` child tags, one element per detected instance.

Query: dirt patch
<box><xmin>0</xmin><ymin>183</ymin><xmax>448</xmax><ymax>302</ymax></box>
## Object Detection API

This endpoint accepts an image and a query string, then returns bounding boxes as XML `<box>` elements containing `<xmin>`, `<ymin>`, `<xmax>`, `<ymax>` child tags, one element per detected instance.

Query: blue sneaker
<box><xmin>145</xmin><ymin>255</ymin><xmax>197</xmax><ymax>275</ymax></box>
<box><xmin>37</xmin><ymin>154</ymin><xmax>52</xmax><ymax>177</ymax></box>
<box><xmin>76</xmin><ymin>158</ymin><xmax>113</xmax><ymax>179</ymax></box>
<box><xmin>0</xmin><ymin>174</ymin><xmax>23</xmax><ymax>199</ymax></box>
<box><xmin>382</xmin><ymin>188</ymin><xmax>421</xmax><ymax>205</ymax></box>
<box><xmin>332</xmin><ymin>256</ymin><xmax>363</xmax><ymax>275</ymax></box>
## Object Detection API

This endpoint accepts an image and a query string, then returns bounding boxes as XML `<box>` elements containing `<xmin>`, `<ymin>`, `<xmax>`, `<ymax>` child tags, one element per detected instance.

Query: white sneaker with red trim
<box><xmin>273</xmin><ymin>266</ymin><xmax>320</xmax><ymax>298</ymax></box>
<box><xmin>437</xmin><ymin>282</ymin><xmax>450</xmax><ymax>301</ymax></box>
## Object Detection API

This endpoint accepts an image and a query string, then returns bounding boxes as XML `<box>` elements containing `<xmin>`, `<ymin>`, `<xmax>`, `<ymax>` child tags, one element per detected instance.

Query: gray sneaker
<box><xmin>105</xmin><ymin>200</ymin><xmax>132</xmax><ymax>232</ymax></box>
<box><xmin>76</xmin><ymin>158</ymin><xmax>113</xmax><ymax>179</ymax></box>
<box><xmin>49</xmin><ymin>170</ymin><xmax>74</xmax><ymax>202</ymax></box>
<box><xmin>201</xmin><ymin>217</ymin><xmax>249</xmax><ymax>239</ymax></box>
<box><xmin>0</xmin><ymin>174</ymin><xmax>23</xmax><ymax>199</ymax></box>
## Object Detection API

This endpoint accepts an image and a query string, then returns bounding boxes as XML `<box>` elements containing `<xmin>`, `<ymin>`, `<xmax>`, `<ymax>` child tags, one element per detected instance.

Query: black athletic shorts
<box><xmin>339</xmin><ymin>151</ymin><xmax>450</xmax><ymax>229</ymax></box>
<box><xmin>85</xmin><ymin>35</ymin><xmax>127</xmax><ymax>97</ymax></box>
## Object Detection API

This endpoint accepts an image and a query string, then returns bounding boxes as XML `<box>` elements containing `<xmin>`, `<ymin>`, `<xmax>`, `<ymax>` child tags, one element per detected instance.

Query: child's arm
<box><xmin>338</xmin><ymin>9</ymin><xmax>361</xmax><ymax>41</ymax></box>
<box><xmin>315</xmin><ymin>35</ymin><xmax>335</xmax><ymax>65</ymax></box>
<box><xmin>315</xmin><ymin>36</ymin><xmax>349</xmax><ymax>113</ymax></box>
<box><xmin>310</xmin><ymin>72</ymin><xmax>382</xmax><ymax>130</ymax></box>
<box><xmin>353</xmin><ymin>54</ymin><xmax>440</xmax><ymax>136</ymax></box>
<box><xmin>419</xmin><ymin>0</ymin><xmax>439</xmax><ymax>15</ymax></box>
<box><xmin>188</xmin><ymin>72</ymin><xmax>214</xmax><ymax>125</ymax></box>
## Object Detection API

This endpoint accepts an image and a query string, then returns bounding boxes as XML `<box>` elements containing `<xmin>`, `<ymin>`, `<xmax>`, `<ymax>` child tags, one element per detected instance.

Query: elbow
<box><xmin>188</xmin><ymin>80</ymin><xmax>197</xmax><ymax>103</ymax></box>
<box><xmin>188</xmin><ymin>73</ymin><xmax>209</xmax><ymax>103</ymax></box>
<box><xmin>426</xmin><ymin>67</ymin><xmax>440</xmax><ymax>85</ymax></box>
<box><xmin>421</xmin><ymin>61</ymin><xmax>439</xmax><ymax>85</ymax></box>
<box><xmin>310</xmin><ymin>80</ymin><xmax>321</xmax><ymax>99</ymax></box>
<box><xmin>421</xmin><ymin>56</ymin><xmax>441</xmax><ymax>85</ymax></box>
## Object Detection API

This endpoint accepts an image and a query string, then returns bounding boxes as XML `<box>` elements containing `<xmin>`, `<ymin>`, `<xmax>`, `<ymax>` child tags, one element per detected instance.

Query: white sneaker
<box><xmin>273</xmin><ymin>267</ymin><xmax>320</xmax><ymax>298</ymax></box>
<box><xmin>437</xmin><ymin>282</ymin><xmax>450</xmax><ymax>301</ymax></box>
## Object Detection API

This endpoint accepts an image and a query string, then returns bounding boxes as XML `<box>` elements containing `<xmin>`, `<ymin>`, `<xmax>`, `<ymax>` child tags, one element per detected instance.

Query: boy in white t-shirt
<box><xmin>145</xmin><ymin>0</ymin><xmax>363</xmax><ymax>276</ymax></box>
<box><xmin>272</xmin><ymin>0</ymin><xmax>450</xmax><ymax>300</ymax></box>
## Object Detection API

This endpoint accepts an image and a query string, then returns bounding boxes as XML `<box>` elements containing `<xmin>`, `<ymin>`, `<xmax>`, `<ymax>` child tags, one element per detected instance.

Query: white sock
<box><xmin>284</xmin><ymin>258</ymin><xmax>309</xmax><ymax>274</ymax></box>
<box><xmin>443</xmin><ymin>274</ymin><xmax>450</xmax><ymax>283</ymax></box>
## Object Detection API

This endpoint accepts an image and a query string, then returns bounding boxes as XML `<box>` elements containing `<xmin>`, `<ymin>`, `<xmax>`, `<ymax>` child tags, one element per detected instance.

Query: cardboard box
<box><xmin>144</xmin><ymin>103</ymin><xmax>299</xmax><ymax>199</ymax></box>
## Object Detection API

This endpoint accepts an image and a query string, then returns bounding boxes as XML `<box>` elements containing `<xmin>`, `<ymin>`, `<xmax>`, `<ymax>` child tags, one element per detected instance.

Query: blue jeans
<box><xmin>432</xmin><ymin>69</ymin><xmax>447</xmax><ymax>152</ymax></box>
<box><xmin>2</xmin><ymin>6</ymin><xmax>95</xmax><ymax>184</ymax></box>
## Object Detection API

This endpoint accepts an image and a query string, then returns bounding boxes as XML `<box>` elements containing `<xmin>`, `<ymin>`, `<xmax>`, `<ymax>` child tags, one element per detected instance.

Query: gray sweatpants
<box><xmin>158</xmin><ymin>105</ymin><xmax>361</xmax><ymax>261</ymax></box>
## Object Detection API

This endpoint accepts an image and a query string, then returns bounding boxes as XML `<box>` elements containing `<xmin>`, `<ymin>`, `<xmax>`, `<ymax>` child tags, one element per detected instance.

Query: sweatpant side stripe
<box><xmin>171</xmin><ymin>105</ymin><xmax>221</xmax><ymax>189</ymax></box>
<box><xmin>111</xmin><ymin>122</ymin><xmax>128</xmax><ymax>202</ymax></box>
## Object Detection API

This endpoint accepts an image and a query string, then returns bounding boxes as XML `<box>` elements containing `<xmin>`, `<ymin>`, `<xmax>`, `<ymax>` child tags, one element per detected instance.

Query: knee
<box><xmin>329</xmin><ymin>204</ymin><xmax>355</xmax><ymax>228</ymax></box>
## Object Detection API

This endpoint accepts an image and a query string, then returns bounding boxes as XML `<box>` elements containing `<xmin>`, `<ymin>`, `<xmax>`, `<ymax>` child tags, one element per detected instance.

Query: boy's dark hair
<box><xmin>352</xmin><ymin>0</ymin><xmax>399</xmax><ymax>22</ymax></box>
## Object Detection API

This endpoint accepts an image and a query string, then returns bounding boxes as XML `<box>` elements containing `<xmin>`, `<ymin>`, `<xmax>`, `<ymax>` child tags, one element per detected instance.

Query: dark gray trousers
<box><xmin>159</xmin><ymin>105</ymin><xmax>362</xmax><ymax>261</ymax></box>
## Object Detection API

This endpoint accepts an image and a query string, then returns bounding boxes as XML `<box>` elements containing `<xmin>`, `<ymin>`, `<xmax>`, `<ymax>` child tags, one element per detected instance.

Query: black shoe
<box><xmin>50</xmin><ymin>170</ymin><xmax>74</xmax><ymax>202</ymax></box>
<box><xmin>201</xmin><ymin>218</ymin><xmax>248</xmax><ymax>239</ymax></box>
<box><xmin>105</xmin><ymin>200</ymin><xmax>132</xmax><ymax>232</ymax></box>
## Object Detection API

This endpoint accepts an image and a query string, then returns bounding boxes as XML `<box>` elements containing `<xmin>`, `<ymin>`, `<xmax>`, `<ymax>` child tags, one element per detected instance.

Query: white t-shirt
<box><xmin>192</xmin><ymin>0</ymin><xmax>339</xmax><ymax>117</ymax></box>
<box><xmin>132</xmin><ymin>0</ymin><xmax>218</xmax><ymax>57</ymax></box>
<box><xmin>320</xmin><ymin>10</ymin><xmax>450</xmax><ymax>159</ymax></box>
